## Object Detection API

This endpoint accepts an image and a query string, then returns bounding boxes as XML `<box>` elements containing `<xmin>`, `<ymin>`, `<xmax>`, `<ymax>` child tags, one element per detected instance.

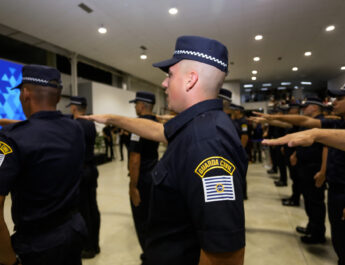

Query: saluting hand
<box><xmin>252</xmin><ymin>111</ymin><xmax>273</xmax><ymax>120</ymax></box>
<box><xmin>129</xmin><ymin>186</ymin><xmax>141</xmax><ymax>207</ymax></box>
<box><xmin>262</xmin><ymin>130</ymin><xmax>316</xmax><ymax>147</ymax></box>
<box><xmin>314</xmin><ymin>171</ymin><xmax>326</xmax><ymax>188</ymax></box>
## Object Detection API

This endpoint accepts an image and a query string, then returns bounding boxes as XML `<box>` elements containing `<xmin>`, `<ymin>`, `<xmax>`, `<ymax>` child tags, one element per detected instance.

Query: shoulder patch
<box><xmin>241</xmin><ymin>124</ymin><xmax>248</xmax><ymax>132</ymax></box>
<box><xmin>130</xmin><ymin>133</ymin><xmax>140</xmax><ymax>142</ymax></box>
<box><xmin>202</xmin><ymin>175</ymin><xmax>236</xmax><ymax>202</ymax></box>
<box><xmin>0</xmin><ymin>141</ymin><xmax>13</xmax><ymax>155</ymax></box>
<box><xmin>195</xmin><ymin>156</ymin><xmax>236</xmax><ymax>178</ymax></box>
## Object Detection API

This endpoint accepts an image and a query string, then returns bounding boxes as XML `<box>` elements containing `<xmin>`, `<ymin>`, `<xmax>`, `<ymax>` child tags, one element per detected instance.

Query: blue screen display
<box><xmin>0</xmin><ymin>59</ymin><xmax>26</xmax><ymax>121</ymax></box>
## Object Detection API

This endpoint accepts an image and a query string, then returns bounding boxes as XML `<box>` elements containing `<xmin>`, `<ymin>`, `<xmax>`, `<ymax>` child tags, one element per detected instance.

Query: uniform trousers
<box><xmin>286</xmin><ymin>155</ymin><xmax>301</xmax><ymax>203</ymax></box>
<box><xmin>79</xmin><ymin>164</ymin><xmax>100</xmax><ymax>252</ymax></box>
<box><xmin>299</xmin><ymin>166</ymin><xmax>326</xmax><ymax>238</ymax></box>
<box><xmin>130</xmin><ymin>178</ymin><xmax>152</xmax><ymax>265</ymax></box>
<box><xmin>19</xmin><ymin>230</ymin><xmax>83</xmax><ymax>265</ymax></box>
<box><xmin>274</xmin><ymin>146</ymin><xmax>287</xmax><ymax>183</ymax></box>
<box><xmin>328</xmin><ymin>186</ymin><xmax>345</xmax><ymax>265</ymax></box>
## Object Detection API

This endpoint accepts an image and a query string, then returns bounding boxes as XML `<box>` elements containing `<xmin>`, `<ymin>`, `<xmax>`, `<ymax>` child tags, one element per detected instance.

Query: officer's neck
<box><xmin>139</xmin><ymin>110</ymin><xmax>153</xmax><ymax>116</ymax></box>
<box><xmin>27</xmin><ymin>105</ymin><xmax>57</xmax><ymax>117</ymax></box>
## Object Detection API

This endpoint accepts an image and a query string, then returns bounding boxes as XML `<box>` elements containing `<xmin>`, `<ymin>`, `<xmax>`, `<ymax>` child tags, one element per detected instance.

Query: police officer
<box><xmin>67</xmin><ymin>96</ymin><xmax>101</xmax><ymax>258</ymax></box>
<box><xmin>294</xmin><ymin>98</ymin><xmax>326</xmax><ymax>243</ymax></box>
<box><xmin>258</xmin><ymin>89</ymin><xmax>345</xmax><ymax>264</ymax></box>
<box><xmin>128</xmin><ymin>91</ymin><xmax>159</xmax><ymax>264</ymax></box>
<box><xmin>84</xmin><ymin>36</ymin><xmax>247</xmax><ymax>265</ymax></box>
<box><xmin>282</xmin><ymin>103</ymin><xmax>301</xmax><ymax>206</ymax></box>
<box><xmin>0</xmin><ymin>65</ymin><xmax>86</xmax><ymax>265</ymax></box>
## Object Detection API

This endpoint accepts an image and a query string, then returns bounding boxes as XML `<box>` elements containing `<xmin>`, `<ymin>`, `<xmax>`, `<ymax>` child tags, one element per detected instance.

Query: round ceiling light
<box><xmin>169</xmin><ymin>7</ymin><xmax>178</xmax><ymax>15</ymax></box>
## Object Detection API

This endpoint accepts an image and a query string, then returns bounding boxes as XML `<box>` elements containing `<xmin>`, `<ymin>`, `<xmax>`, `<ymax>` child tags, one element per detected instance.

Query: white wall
<box><xmin>223</xmin><ymin>81</ymin><xmax>241</xmax><ymax>105</ymax></box>
<box><xmin>243</xmin><ymin>101</ymin><xmax>268</xmax><ymax>113</ymax></box>
<box><xmin>91</xmin><ymin>81</ymin><xmax>136</xmax><ymax>117</ymax></box>
<box><xmin>328</xmin><ymin>72</ymin><xmax>345</xmax><ymax>91</ymax></box>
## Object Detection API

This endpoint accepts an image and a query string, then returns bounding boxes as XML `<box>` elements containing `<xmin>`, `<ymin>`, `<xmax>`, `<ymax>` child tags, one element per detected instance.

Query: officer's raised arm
<box><xmin>83</xmin><ymin>114</ymin><xmax>167</xmax><ymax>144</ymax></box>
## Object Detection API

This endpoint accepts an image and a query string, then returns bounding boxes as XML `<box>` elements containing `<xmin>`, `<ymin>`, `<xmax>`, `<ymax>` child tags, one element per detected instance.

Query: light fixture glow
<box><xmin>277</xmin><ymin>87</ymin><xmax>286</xmax><ymax>90</ymax></box>
<box><xmin>301</xmin><ymin>81</ymin><xmax>312</xmax><ymax>85</ymax></box>
<box><xmin>169</xmin><ymin>7</ymin><xmax>178</xmax><ymax>15</ymax></box>
<box><xmin>253</xmin><ymin>57</ymin><xmax>260</xmax><ymax>62</ymax></box>
<box><xmin>251</xmin><ymin>76</ymin><xmax>257</xmax><ymax>80</ymax></box>
<box><xmin>252</xmin><ymin>70</ymin><xmax>258</xmax><ymax>75</ymax></box>
<box><xmin>244</xmin><ymin>84</ymin><xmax>253</xmax><ymax>88</ymax></box>
<box><xmin>140</xmin><ymin>54</ymin><xmax>147</xmax><ymax>60</ymax></box>
<box><xmin>262</xmin><ymin>83</ymin><xmax>272</xmax><ymax>87</ymax></box>
<box><xmin>326</xmin><ymin>25</ymin><xmax>335</xmax><ymax>32</ymax></box>
<box><xmin>292</xmin><ymin>67</ymin><xmax>298</xmax><ymax>71</ymax></box>
<box><xmin>281</xmin><ymin>82</ymin><xmax>291</xmax><ymax>85</ymax></box>
<box><xmin>98</xmin><ymin>25</ymin><xmax>107</xmax><ymax>34</ymax></box>
<box><xmin>255</xmin><ymin>35</ymin><xmax>263</xmax><ymax>41</ymax></box>
<box><xmin>294</xmin><ymin>86</ymin><xmax>299</xmax><ymax>89</ymax></box>
<box><xmin>261</xmin><ymin>87</ymin><xmax>268</xmax><ymax>91</ymax></box>
<box><xmin>304</xmin><ymin>51</ymin><xmax>312</xmax><ymax>57</ymax></box>
<box><xmin>245</xmin><ymin>89</ymin><xmax>252</xmax><ymax>92</ymax></box>
<box><xmin>341</xmin><ymin>66</ymin><xmax>345</xmax><ymax>71</ymax></box>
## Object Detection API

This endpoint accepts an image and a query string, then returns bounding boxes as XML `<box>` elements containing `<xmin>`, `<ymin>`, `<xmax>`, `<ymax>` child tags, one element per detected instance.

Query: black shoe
<box><xmin>95</xmin><ymin>246</ymin><xmax>100</xmax><ymax>254</ymax></box>
<box><xmin>274</xmin><ymin>181</ymin><xmax>287</xmax><ymax>187</ymax></box>
<box><xmin>282</xmin><ymin>199</ymin><xmax>299</xmax><ymax>207</ymax></box>
<box><xmin>267</xmin><ymin>169</ymin><xmax>277</xmax><ymax>174</ymax></box>
<box><xmin>296</xmin><ymin>226</ymin><xmax>310</xmax><ymax>235</ymax></box>
<box><xmin>270</xmin><ymin>175</ymin><xmax>280</xmax><ymax>180</ymax></box>
<box><xmin>81</xmin><ymin>250</ymin><xmax>96</xmax><ymax>259</ymax></box>
<box><xmin>300</xmin><ymin>235</ymin><xmax>326</xmax><ymax>244</ymax></box>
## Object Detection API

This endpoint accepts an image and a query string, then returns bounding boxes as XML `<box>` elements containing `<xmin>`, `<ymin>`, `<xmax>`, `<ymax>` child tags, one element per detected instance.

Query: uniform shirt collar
<box><xmin>29</xmin><ymin>110</ymin><xmax>62</xmax><ymax>119</ymax></box>
<box><xmin>164</xmin><ymin>99</ymin><xmax>222</xmax><ymax>142</ymax></box>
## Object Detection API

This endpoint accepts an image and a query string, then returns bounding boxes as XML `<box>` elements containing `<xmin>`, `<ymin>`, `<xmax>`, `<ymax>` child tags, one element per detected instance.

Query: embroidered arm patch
<box><xmin>130</xmin><ymin>133</ymin><xmax>140</xmax><ymax>142</ymax></box>
<box><xmin>0</xmin><ymin>141</ymin><xmax>13</xmax><ymax>168</ymax></box>
<box><xmin>202</xmin><ymin>175</ymin><xmax>235</xmax><ymax>202</ymax></box>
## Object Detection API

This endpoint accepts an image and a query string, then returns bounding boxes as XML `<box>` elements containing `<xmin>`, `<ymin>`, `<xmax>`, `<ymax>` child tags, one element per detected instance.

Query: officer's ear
<box><xmin>185</xmin><ymin>71</ymin><xmax>198</xmax><ymax>92</ymax></box>
<box><xmin>20</xmin><ymin>86</ymin><xmax>31</xmax><ymax>103</ymax></box>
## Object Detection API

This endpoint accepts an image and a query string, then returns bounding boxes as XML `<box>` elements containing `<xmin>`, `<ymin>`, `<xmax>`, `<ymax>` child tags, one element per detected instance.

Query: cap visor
<box><xmin>328</xmin><ymin>88</ymin><xmax>345</xmax><ymax>97</ymax></box>
<box><xmin>152</xmin><ymin>57</ymin><xmax>182</xmax><ymax>73</ymax></box>
<box><xmin>11</xmin><ymin>82</ymin><xmax>22</xmax><ymax>90</ymax></box>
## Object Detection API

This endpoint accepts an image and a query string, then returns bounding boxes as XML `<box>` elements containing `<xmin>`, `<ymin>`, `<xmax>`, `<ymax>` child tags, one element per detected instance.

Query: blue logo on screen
<box><xmin>0</xmin><ymin>59</ymin><xmax>26</xmax><ymax>122</ymax></box>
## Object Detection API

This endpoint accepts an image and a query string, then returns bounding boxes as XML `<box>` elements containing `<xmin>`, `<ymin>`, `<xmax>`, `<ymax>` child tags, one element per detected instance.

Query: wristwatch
<box><xmin>12</xmin><ymin>255</ymin><xmax>22</xmax><ymax>265</ymax></box>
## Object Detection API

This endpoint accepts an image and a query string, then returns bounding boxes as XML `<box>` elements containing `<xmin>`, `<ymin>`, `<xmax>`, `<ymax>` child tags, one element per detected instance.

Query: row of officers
<box><xmin>0</xmin><ymin>36</ymin><xmax>248</xmax><ymax>265</ymax></box>
<box><xmin>0</xmin><ymin>35</ymin><xmax>344</xmax><ymax>265</ymax></box>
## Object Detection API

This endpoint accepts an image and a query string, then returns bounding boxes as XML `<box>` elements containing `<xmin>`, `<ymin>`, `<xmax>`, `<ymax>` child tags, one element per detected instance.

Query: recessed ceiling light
<box><xmin>294</xmin><ymin>86</ymin><xmax>299</xmax><ymax>89</ymax></box>
<box><xmin>281</xmin><ymin>82</ymin><xmax>291</xmax><ymax>85</ymax></box>
<box><xmin>261</xmin><ymin>87</ymin><xmax>268</xmax><ymax>91</ymax></box>
<box><xmin>292</xmin><ymin>67</ymin><xmax>298</xmax><ymax>71</ymax></box>
<box><xmin>255</xmin><ymin>35</ymin><xmax>263</xmax><ymax>41</ymax></box>
<box><xmin>244</xmin><ymin>84</ymin><xmax>253</xmax><ymax>88</ymax></box>
<box><xmin>252</xmin><ymin>70</ymin><xmax>258</xmax><ymax>75</ymax></box>
<box><xmin>253</xmin><ymin>57</ymin><xmax>260</xmax><ymax>62</ymax></box>
<box><xmin>140</xmin><ymin>54</ymin><xmax>147</xmax><ymax>60</ymax></box>
<box><xmin>98</xmin><ymin>25</ymin><xmax>107</xmax><ymax>34</ymax></box>
<box><xmin>251</xmin><ymin>76</ymin><xmax>257</xmax><ymax>80</ymax></box>
<box><xmin>278</xmin><ymin>87</ymin><xmax>286</xmax><ymax>90</ymax></box>
<box><xmin>325</xmin><ymin>25</ymin><xmax>335</xmax><ymax>32</ymax></box>
<box><xmin>245</xmin><ymin>88</ymin><xmax>252</xmax><ymax>92</ymax></box>
<box><xmin>169</xmin><ymin>7</ymin><xmax>178</xmax><ymax>15</ymax></box>
<box><xmin>341</xmin><ymin>66</ymin><xmax>345</xmax><ymax>71</ymax></box>
<box><xmin>304</xmin><ymin>51</ymin><xmax>312</xmax><ymax>57</ymax></box>
<box><xmin>262</xmin><ymin>83</ymin><xmax>272</xmax><ymax>87</ymax></box>
<box><xmin>301</xmin><ymin>81</ymin><xmax>312</xmax><ymax>85</ymax></box>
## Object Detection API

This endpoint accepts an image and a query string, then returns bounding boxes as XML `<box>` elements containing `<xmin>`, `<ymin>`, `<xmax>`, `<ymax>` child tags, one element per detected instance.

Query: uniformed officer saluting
<box><xmin>67</xmin><ymin>96</ymin><xmax>101</xmax><ymax>258</ymax></box>
<box><xmin>84</xmin><ymin>36</ymin><xmax>247</xmax><ymax>265</ymax></box>
<box><xmin>0</xmin><ymin>65</ymin><xmax>86</xmax><ymax>265</ymax></box>
<box><xmin>128</xmin><ymin>91</ymin><xmax>159</xmax><ymax>264</ymax></box>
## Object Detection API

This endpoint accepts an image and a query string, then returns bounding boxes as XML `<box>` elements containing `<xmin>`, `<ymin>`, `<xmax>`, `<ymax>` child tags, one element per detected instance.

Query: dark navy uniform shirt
<box><xmin>129</xmin><ymin>115</ymin><xmax>159</xmax><ymax>182</ymax></box>
<box><xmin>146</xmin><ymin>99</ymin><xmax>247</xmax><ymax>265</ymax></box>
<box><xmin>296</xmin><ymin>115</ymin><xmax>324</xmax><ymax>167</ymax></box>
<box><xmin>235</xmin><ymin>116</ymin><xmax>248</xmax><ymax>137</ymax></box>
<box><xmin>0</xmin><ymin>111</ymin><xmax>86</xmax><ymax>252</ymax></box>
<box><xmin>76</xmin><ymin>118</ymin><xmax>96</xmax><ymax>164</ymax></box>
<box><xmin>321</xmin><ymin>118</ymin><xmax>345</xmax><ymax>186</ymax></box>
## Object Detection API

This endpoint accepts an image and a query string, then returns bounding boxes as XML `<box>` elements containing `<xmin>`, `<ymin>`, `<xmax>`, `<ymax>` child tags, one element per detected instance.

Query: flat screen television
<box><xmin>0</xmin><ymin>59</ymin><xmax>26</xmax><ymax>124</ymax></box>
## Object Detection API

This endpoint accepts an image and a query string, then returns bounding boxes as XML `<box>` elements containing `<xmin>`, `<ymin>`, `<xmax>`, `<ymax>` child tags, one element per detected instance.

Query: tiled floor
<box><xmin>4</xmin><ymin>149</ymin><xmax>338</xmax><ymax>264</ymax></box>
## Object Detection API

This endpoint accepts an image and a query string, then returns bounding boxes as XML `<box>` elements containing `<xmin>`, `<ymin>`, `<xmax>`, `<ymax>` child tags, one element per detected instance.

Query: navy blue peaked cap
<box><xmin>301</xmin><ymin>97</ymin><xmax>323</xmax><ymax>107</ymax></box>
<box><xmin>66</xmin><ymin>96</ymin><xmax>87</xmax><ymax>107</ymax></box>
<box><xmin>230</xmin><ymin>103</ymin><xmax>244</xmax><ymax>111</ymax></box>
<box><xmin>129</xmin><ymin>91</ymin><xmax>156</xmax><ymax>104</ymax></box>
<box><xmin>13</xmin><ymin>64</ymin><xmax>62</xmax><ymax>89</ymax></box>
<box><xmin>153</xmin><ymin>36</ymin><xmax>228</xmax><ymax>73</ymax></box>
<box><xmin>218</xmin><ymin>88</ymin><xmax>232</xmax><ymax>102</ymax></box>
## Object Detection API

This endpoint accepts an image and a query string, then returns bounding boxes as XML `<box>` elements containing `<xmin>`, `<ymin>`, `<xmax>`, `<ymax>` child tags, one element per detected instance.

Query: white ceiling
<box><xmin>0</xmin><ymin>0</ymin><xmax>344</xmax><ymax>87</ymax></box>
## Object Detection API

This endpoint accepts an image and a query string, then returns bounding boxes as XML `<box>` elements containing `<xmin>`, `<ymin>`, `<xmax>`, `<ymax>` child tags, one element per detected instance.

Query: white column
<box><xmin>71</xmin><ymin>53</ymin><xmax>78</xmax><ymax>96</ymax></box>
